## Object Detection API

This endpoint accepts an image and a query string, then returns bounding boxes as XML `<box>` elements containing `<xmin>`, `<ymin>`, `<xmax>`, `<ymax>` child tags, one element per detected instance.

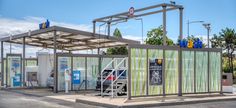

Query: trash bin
<box><xmin>222</xmin><ymin>73</ymin><xmax>233</xmax><ymax>86</ymax></box>
<box><xmin>222</xmin><ymin>73</ymin><xmax>233</xmax><ymax>93</ymax></box>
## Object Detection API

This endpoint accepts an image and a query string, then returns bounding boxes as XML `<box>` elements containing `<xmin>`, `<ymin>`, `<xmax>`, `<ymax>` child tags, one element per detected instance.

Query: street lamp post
<box><xmin>135</xmin><ymin>18</ymin><xmax>144</xmax><ymax>44</ymax></box>
<box><xmin>187</xmin><ymin>20</ymin><xmax>204</xmax><ymax>38</ymax></box>
<box><xmin>203</xmin><ymin>23</ymin><xmax>211</xmax><ymax>48</ymax></box>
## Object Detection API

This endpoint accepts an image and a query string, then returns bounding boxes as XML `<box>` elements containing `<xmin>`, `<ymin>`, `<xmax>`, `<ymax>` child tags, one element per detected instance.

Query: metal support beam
<box><xmin>163</xmin><ymin>49</ymin><xmax>166</xmax><ymax>96</ymax></box>
<box><xmin>107</xmin><ymin>22</ymin><xmax>111</xmax><ymax>37</ymax></box>
<box><xmin>1</xmin><ymin>41</ymin><xmax>3</xmax><ymax>86</ymax></box>
<box><xmin>93</xmin><ymin>3</ymin><xmax>183</xmax><ymax>23</ymax></box>
<box><xmin>207</xmin><ymin>51</ymin><xmax>210</xmax><ymax>93</ymax></box>
<box><xmin>85</xmin><ymin>57</ymin><xmax>87</xmax><ymax>90</ymax></box>
<box><xmin>93</xmin><ymin>21</ymin><xmax>96</xmax><ymax>36</ymax></box>
<box><xmin>220</xmin><ymin>49</ymin><xmax>223</xmax><ymax>94</ymax></box>
<box><xmin>162</xmin><ymin>5</ymin><xmax>167</xmax><ymax>46</ymax></box>
<box><xmin>127</xmin><ymin>47</ymin><xmax>131</xmax><ymax>100</ymax></box>
<box><xmin>108</xmin><ymin>7</ymin><xmax>178</xmax><ymax>23</ymax></box>
<box><xmin>53</xmin><ymin>30</ymin><xmax>58</xmax><ymax>93</ymax></box>
<box><xmin>146</xmin><ymin>49</ymin><xmax>149</xmax><ymax>96</ymax></box>
<box><xmin>97</xmin><ymin>48</ymin><xmax>100</xmax><ymax>54</ymax></box>
<box><xmin>179</xmin><ymin>7</ymin><xmax>183</xmax><ymax>40</ymax></box>
<box><xmin>194</xmin><ymin>51</ymin><xmax>196</xmax><ymax>93</ymax></box>
<box><xmin>178</xmin><ymin>48</ymin><xmax>182</xmax><ymax>96</ymax></box>
<box><xmin>71</xmin><ymin>56</ymin><xmax>73</xmax><ymax>90</ymax></box>
<box><xmin>22</xmin><ymin>37</ymin><xmax>26</xmax><ymax>86</ymax></box>
<box><xmin>98</xmin><ymin>48</ymin><xmax>102</xmax><ymax>79</ymax></box>
<box><xmin>207</xmin><ymin>27</ymin><xmax>210</xmax><ymax>48</ymax></box>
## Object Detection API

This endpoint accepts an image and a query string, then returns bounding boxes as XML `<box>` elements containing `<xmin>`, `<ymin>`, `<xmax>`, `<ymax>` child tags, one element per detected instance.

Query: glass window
<box><xmin>7</xmin><ymin>55</ymin><xmax>22</xmax><ymax>87</ymax></box>
<box><xmin>87</xmin><ymin>57</ymin><xmax>99</xmax><ymax>89</ymax></box>
<box><xmin>26</xmin><ymin>60</ymin><xmax>37</xmax><ymax>66</ymax></box>
<box><xmin>72</xmin><ymin>57</ymin><xmax>85</xmax><ymax>90</ymax></box>
<box><xmin>57</xmin><ymin>57</ymin><xmax>71</xmax><ymax>91</ymax></box>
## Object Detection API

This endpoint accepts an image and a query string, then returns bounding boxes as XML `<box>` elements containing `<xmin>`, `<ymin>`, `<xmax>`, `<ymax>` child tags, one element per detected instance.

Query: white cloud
<box><xmin>123</xmin><ymin>34</ymin><xmax>142</xmax><ymax>43</ymax></box>
<box><xmin>0</xmin><ymin>16</ymin><xmax>94</xmax><ymax>57</ymax></box>
<box><xmin>0</xmin><ymin>16</ymin><xmax>93</xmax><ymax>38</ymax></box>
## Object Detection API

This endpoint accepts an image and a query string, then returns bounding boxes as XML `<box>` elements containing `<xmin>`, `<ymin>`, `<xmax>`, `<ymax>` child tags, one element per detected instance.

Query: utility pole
<box><xmin>203</xmin><ymin>23</ymin><xmax>211</xmax><ymax>48</ymax></box>
<box><xmin>187</xmin><ymin>20</ymin><xmax>204</xmax><ymax>38</ymax></box>
<box><xmin>135</xmin><ymin>18</ymin><xmax>144</xmax><ymax>44</ymax></box>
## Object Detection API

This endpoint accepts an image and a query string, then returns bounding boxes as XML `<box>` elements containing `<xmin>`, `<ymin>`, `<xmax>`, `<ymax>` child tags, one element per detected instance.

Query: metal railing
<box><xmin>100</xmin><ymin>57</ymin><xmax>127</xmax><ymax>97</ymax></box>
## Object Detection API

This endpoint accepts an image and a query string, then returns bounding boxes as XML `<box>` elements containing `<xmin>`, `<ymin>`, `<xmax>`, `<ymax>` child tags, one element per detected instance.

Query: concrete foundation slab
<box><xmin>75</xmin><ymin>93</ymin><xmax>236</xmax><ymax>108</ymax></box>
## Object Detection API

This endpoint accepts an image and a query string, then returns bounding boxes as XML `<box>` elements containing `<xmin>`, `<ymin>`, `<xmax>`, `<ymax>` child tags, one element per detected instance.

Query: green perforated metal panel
<box><xmin>131</xmin><ymin>48</ymin><xmax>147</xmax><ymax>96</ymax></box>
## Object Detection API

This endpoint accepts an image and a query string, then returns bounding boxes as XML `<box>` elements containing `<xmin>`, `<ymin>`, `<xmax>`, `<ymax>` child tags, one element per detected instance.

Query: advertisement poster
<box><xmin>9</xmin><ymin>57</ymin><xmax>21</xmax><ymax>87</ymax></box>
<box><xmin>59</xmin><ymin>57</ymin><xmax>69</xmax><ymax>73</ymax></box>
<box><xmin>149</xmin><ymin>59</ymin><xmax>163</xmax><ymax>86</ymax></box>
<box><xmin>12</xmin><ymin>58</ymin><xmax>20</xmax><ymax>68</ymax></box>
<box><xmin>72</xmin><ymin>70</ymin><xmax>80</xmax><ymax>84</ymax></box>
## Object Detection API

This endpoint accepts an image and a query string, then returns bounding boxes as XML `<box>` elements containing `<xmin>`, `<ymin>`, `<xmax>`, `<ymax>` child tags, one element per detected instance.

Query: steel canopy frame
<box><xmin>0</xmin><ymin>26</ymin><xmax>139</xmax><ymax>93</ymax></box>
<box><xmin>93</xmin><ymin>3</ymin><xmax>184</xmax><ymax>45</ymax></box>
<box><xmin>0</xmin><ymin>26</ymin><xmax>139</xmax><ymax>51</ymax></box>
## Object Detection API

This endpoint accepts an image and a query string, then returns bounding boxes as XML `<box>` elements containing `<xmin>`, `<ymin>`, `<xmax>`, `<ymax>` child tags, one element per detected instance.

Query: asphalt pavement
<box><xmin>0</xmin><ymin>90</ymin><xmax>102</xmax><ymax>108</ymax></box>
<box><xmin>152</xmin><ymin>100</ymin><xmax>236</xmax><ymax>108</ymax></box>
<box><xmin>1</xmin><ymin>89</ymin><xmax>236</xmax><ymax>108</ymax></box>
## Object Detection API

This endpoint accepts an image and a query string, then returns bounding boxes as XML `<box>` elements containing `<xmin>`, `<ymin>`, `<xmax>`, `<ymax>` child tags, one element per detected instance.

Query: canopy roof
<box><xmin>0</xmin><ymin>26</ymin><xmax>139</xmax><ymax>51</ymax></box>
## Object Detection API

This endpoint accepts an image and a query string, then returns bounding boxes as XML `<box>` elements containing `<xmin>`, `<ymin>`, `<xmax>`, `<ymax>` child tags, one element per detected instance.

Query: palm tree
<box><xmin>211</xmin><ymin>28</ymin><xmax>236</xmax><ymax>74</ymax></box>
<box><xmin>210</xmin><ymin>35</ymin><xmax>224</xmax><ymax>48</ymax></box>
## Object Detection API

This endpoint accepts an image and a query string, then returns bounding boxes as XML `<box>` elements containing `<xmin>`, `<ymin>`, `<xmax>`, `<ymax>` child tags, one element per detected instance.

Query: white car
<box><xmin>46</xmin><ymin>72</ymin><xmax>54</xmax><ymax>89</ymax></box>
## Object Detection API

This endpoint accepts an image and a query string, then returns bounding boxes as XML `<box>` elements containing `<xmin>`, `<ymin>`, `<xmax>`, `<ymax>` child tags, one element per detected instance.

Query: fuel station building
<box><xmin>0</xmin><ymin>3</ymin><xmax>222</xmax><ymax>100</ymax></box>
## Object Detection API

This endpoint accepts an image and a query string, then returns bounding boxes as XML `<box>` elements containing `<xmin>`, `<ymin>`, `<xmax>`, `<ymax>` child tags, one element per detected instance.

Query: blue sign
<box><xmin>13</xmin><ymin>73</ymin><xmax>21</xmax><ymax>87</ymax></box>
<box><xmin>179</xmin><ymin>38</ymin><xmax>203</xmax><ymax>48</ymax></box>
<box><xmin>39</xmin><ymin>19</ymin><xmax>50</xmax><ymax>29</ymax></box>
<box><xmin>72</xmin><ymin>70</ymin><xmax>80</xmax><ymax>84</ymax></box>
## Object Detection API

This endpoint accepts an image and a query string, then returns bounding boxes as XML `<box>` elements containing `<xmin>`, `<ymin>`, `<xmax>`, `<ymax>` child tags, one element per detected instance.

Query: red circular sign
<box><xmin>129</xmin><ymin>7</ymin><xmax>134</xmax><ymax>17</ymax></box>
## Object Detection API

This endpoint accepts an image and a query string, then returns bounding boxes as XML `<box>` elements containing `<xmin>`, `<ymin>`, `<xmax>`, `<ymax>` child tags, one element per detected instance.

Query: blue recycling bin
<box><xmin>72</xmin><ymin>70</ymin><xmax>80</xmax><ymax>84</ymax></box>
<box><xmin>13</xmin><ymin>73</ymin><xmax>21</xmax><ymax>87</ymax></box>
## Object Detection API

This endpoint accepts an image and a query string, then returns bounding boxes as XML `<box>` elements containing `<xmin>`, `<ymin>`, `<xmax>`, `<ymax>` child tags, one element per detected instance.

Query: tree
<box><xmin>211</xmin><ymin>28</ymin><xmax>236</xmax><ymax>74</ymax></box>
<box><xmin>107</xmin><ymin>28</ymin><xmax>128</xmax><ymax>55</ymax></box>
<box><xmin>145</xmin><ymin>26</ymin><xmax>174</xmax><ymax>45</ymax></box>
<box><xmin>211</xmin><ymin>35</ymin><xmax>224</xmax><ymax>48</ymax></box>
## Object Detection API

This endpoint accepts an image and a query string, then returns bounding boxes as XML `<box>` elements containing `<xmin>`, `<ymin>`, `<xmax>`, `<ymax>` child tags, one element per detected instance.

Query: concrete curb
<box><xmin>76</xmin><ymin>97</ymin><xmax>236</xmax><ymax>108</ymax></box>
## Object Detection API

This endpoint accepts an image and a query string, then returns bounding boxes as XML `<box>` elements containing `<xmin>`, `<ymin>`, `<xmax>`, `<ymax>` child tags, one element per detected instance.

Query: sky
<box><xmin>0</xmin><ymin>0</ymin><xmax>235</xmax><ymax>56</ymax></box>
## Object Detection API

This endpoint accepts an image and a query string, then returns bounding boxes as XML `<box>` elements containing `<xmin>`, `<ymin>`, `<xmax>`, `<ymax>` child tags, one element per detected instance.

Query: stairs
<box><xmin>103</xmin><ymin>79</ymin><xmax>127</xmax><ymax>96</ymax></box>
<box><xmin>100</xmin><ymin>58</ymin><xmax>128</xmax><ymax>98</ymax></box>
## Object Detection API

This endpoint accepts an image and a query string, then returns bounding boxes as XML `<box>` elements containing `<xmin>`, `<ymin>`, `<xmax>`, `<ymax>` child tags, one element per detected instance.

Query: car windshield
<box><xmin>102</xmin><ymin>70</ymin><xmax>112</xmax><ymax>76</ymax></box>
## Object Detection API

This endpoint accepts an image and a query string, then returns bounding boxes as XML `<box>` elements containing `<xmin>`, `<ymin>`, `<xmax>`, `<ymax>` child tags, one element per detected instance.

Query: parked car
<box><xmin>96</xmin><ymin>69</ymin><xmax>127</xmax><ymax>92</ymax></box>
<box><xmin>46</xmin><ymin>72</ymin><xmax>54</xmax><ymax>89</ymax></box>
